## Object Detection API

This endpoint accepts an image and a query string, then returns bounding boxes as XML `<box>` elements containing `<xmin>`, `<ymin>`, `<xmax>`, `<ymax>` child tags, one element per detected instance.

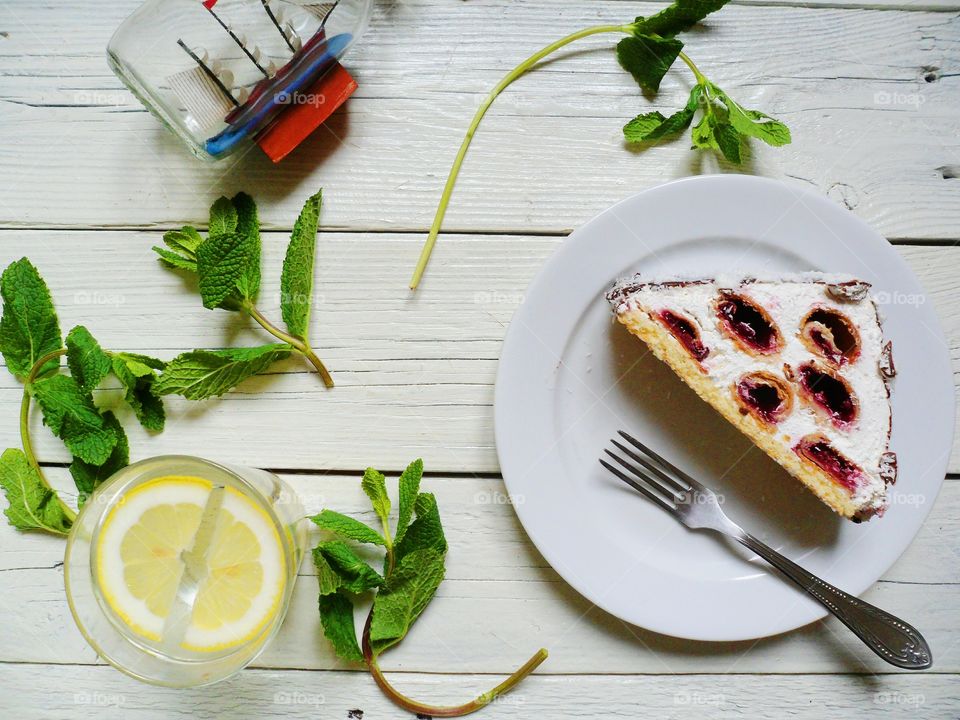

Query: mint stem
<box><xmin>361</xmin><ymin>612</ymin><xmax>548</xmax><ymax>717</ymax></box>
<box><xmin>677</xmin><ymin>50</ymin><xmax>707</xmax><ymax>85</ymax></box>
<box><xmin>409</xmin><ymin>23</ymin><xmax>634</xmax><ymax>289</ymax></box>
<box><xmin>242</xmin><ymin>302</ymin><xmax>334</xmax><ymax>388</ymax></box>
<box><xmin>21</xmin><ymin>348</ymin><xmax>76</xmax><ymax>530</ymax></box>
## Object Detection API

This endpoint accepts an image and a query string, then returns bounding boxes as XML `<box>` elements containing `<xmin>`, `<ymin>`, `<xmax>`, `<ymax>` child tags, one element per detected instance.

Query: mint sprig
<box><xmin>312</xmin><ymin>460</ymin><xmax>548</xmax><ymax>716</ymax></box>
<box><xmin>0</xmin><ymin>191</ymin><xmax>335</xmax><ymax>534</ymax></box>
<box><xmin>155</xmin><ymin>190</ymin><xmax>333</xmax><ymax>388</ymax></box>
<box><xmin>409</xmin><ymin>0</ymin><xmax>791</xmax><ymax>288</ymax></box>
<box><xmin>0</xmin><ymin>268</ymin><xmax>162</xmax><ymax>531</ymax></box>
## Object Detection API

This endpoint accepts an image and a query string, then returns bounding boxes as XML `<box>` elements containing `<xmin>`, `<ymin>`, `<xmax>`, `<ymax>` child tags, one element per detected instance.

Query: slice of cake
<box><xmin>606</xmin><ymin>273</ymin><xmax>897</xmax><ymax>521</ymax></box>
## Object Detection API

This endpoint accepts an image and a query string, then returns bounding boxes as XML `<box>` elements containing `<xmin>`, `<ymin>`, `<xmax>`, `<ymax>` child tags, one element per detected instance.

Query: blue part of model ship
<box><xmin>205</xmin><ymin>31</ymin><xmax>352</xmax><ymax>157</ymax></box>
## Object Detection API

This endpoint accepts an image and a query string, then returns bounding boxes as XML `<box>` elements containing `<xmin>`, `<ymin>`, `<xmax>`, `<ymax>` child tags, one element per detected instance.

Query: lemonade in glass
<box><xmin>64</xmin><ymin>455</ymin><xmax>306</xmax><ymax>687</ymax></box>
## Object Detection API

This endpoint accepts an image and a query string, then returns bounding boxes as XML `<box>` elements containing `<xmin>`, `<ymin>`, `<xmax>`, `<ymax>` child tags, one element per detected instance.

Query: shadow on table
<box><xmin>510</xmin><ymin>515</ymin><xmax>882</xmax><ymax>685</ymax></box>
<box><xmin>606</xmin><ymin>321</ymin><xmax>843</xmax><ymax>549</ymax></box>
<box><xmin>144</xmin><ymin>99</ymin><xmax>355</xmax><ymax>208</ymax></box>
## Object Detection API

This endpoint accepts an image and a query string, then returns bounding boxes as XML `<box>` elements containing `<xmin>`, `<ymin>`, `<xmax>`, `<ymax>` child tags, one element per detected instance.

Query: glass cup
<box><xmin>64</xmin><ymin>455</ymin><xmax>307</xmax><ymax>687</ymax></box>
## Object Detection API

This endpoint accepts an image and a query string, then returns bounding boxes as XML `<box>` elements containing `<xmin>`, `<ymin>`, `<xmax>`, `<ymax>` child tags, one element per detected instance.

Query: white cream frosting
<box><xmin>609</xmin><ymin>273</ymin><xmax>892</xmax><ymax>516</ymax></box>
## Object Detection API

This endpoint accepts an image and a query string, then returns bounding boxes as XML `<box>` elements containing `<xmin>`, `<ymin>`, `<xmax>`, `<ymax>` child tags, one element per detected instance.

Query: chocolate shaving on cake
<box><xmin>606</xmin><ymin>277</ymin><xmax>708</xmax><ymax>309</ymax></box>
<box><xmin>879</xmin><ymin>451</ymin><xmax>898</xmax><ymax>485</ymax></box>
<box><xmin>826</xmin><ymin>280</ymin><xmax>871</xmax><ymax>302</ymax></box>
<box><xmin>879</xmin><ymin>340</ymin><xmax>897</xmax><ymax>378</ymax></box>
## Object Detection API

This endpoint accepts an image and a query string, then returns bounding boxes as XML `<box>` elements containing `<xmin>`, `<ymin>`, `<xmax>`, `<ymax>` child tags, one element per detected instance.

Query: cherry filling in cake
<box><xmin>656</xmin><ymin>310</ymin><xmax>709</xmax><ymax>361</ymax></box>
<box><xmin>800</xmin><ymin>307</ymin><xmax>861</xmax><ymax>366</ymax></box>
<box><xmin>797</xmin><ymin>361</ymin><xmax>859</xmax><ymax>427</ymax></box>
<box><xmin>794</xmin><ymin>434</ymin><xmax>866</xmax><ymax>491</ymax></box>
<box><xmin>734</xmin><ymin>372</ymin><xmax>793</xmax><ymax>425</ymax></box>
<box><xmin>715</xmin><ymin>292</ymin><xmax>782</xmax><ymax>354</ymax></box>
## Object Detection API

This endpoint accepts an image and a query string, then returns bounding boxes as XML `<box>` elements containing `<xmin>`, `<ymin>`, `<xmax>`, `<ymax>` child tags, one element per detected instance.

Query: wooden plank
<box><xmin>0</xmin><ymin>2</ymin><xmax>957</xmax><ymax>237</ymax></box>
<box><xmin>0</xmin><ymin>471</ymin><xmax>956</xmax><ymax>674</ymax></box>
<box><xmin>1</xmin><ymin>664</ymin><xmax>957</xmax><ymax>720</ymax></box>
<box><xmin>0</xmin><ymin>232</ymin><xmax>956</xmax><ymax>473</ymax></box>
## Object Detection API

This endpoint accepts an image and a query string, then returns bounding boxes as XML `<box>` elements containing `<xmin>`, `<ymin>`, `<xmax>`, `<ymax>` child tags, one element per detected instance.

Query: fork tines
<box><xmin>600</xmin><ymin>430</ymin><xmax>700</xmax><ymax>512</ymax></box>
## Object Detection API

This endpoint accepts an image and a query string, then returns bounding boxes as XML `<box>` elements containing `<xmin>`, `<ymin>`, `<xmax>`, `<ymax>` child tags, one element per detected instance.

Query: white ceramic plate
<box><xmin>494</xmin><ymin>175</ymin><xmax>955</xmax><ymax>642</ymax></box>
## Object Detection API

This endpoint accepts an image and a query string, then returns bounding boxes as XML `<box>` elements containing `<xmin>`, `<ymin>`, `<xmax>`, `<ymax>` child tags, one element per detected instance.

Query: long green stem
<box><xmin>21</xmin><ymin>348</ymin><xmax>76</xmax><ymax>526</ymax></box>
<box><xmin>243</xmin><ymin>302</ymin><xmax>334</xmax><ymax>388</ymax></box>
<box><xmin>361</xmin><ymin>612</ymin><xmax>548</xmax><ymax>717</ymax></box>
<box><xmin>409</xmin><ymin>23</ymin><xmax>634</xmax><ymax>289</ymax></box>
<box><xmin>677</xmin><ymin>50</ymin><xmax>707</xmax><ymax>85</ymax></box>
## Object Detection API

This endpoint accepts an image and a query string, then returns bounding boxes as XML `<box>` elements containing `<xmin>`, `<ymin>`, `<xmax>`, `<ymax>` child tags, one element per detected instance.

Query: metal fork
<box><xmin>600</xmin><ymin>430</ymin><xmax>932</xmax><ymax>670</ymax></box>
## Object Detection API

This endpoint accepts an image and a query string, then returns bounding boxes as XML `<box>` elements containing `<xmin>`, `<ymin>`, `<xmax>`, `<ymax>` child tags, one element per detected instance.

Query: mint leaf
<box><xmin>153</xmin><ymin>344</ymin><xmax>291</xmax><ymax>401</ymax></box>
<box><xmin>624</xmin><ymin>85</ymin><xmax>700</xmax><ymax>143</ymax></box>
<box><xmin>634</xmin><ymin>0</ymin><xmax>731</xmax><ymax>38</ymax></box>
<box><xmin>369</xmin><ymin>548</ymin><xmax>446</xmax><ymax>655</ymax></box>
<box><xmin>197</xmin><ymin>194</ymin><xmax>264</xmax><ymax>308</ymax></box>
<box><xmin>616</xmin><ymin>34</ymin><xmax>683</xmax><ymax>93</ymax></box>
<box><xmin>154</xmin><ymin>227</ymin><xmax>203</xmax><ymax>272</ymax></box>
<box><xmin>166</xmin><ymin>226</ymin><xmax>204</xmax><ymax>255</ymax></box>
<box><xmin>691</xmin><ymin>113</ymin><xmax>718</xmax><ymax>150</ymax></box>
<box><xmin>0</xmin><ymin>448</ymin><xmax>72</xmax><ymax>534</ymax></box>
<box><xmin>153</xmin><ymin>247</ymin><xmax>198</xmax><ymax>272</ymax></box>
<box><xmin>394</xmin><ymin>458</ymin><xmax>423</xmax><ymax>545</ymax></box>
<box><xmin>623</xmin><ymin>112</ymin><xmax>669</xmax><ymax>140</ymax></box>
<box><xmin>66</xmin><ymin>326</ymin><xmax>111</xmax><ymax>392</ymax></box>
<box><xmin>112</xmin><ymin>351</ymin><xmax>166</xmax><ymax>373</ymax></box>
<box><xmin>232</xmin><ymin>192</ymin><xmax>261</xmax><ymax>300</ymax></box>
<box><xmin>197</xmin><ymin>231</ymin><xmax>256</xmax><ymax>309</ymax></box>
<box><xmin>314</xmin><ymin>546</ymin><xmax>346</xmax><ymax>595</ymax></box>
<box><xmin>111</xmin><ymin>353</ymin><xmax>166</xmax><ymax>431</ymax></box>
<box><xmin>0</xmin><ymin>258</ymin><xmax>61</xmax><ymax>380</ymax></box>
<box><xmin>361</xmin><ymin>467</ymin><xmax>391</xmax><ymax>528</ymax></box>
<box><xmin>712</xmin><ymin>86</ymin><xmax>791</xmax><ymax>147</ymax></box>
<box><xmin>713</xmin><ymin>120</ymin><xmax>743</xmax><ymax>163</ymax></box>
<box><xmin>395</xmin><ymin>492</ymin><xmax>447</xmax><ymax>561</ymax></box>
<box><xmin>280</xmin><ymin>190</ymin><xmax>322</xmax><ymax>340</ymax></box>
<box><xmin>69</xmin><ymin>411</ymin><xmax>128</xmax><ymax>505</ymax></box>
<box><xmin>312</xmin><ymin>509</ymin><xmax>387</xmax><ymax>547</ymax></box>
<box><xmin>318</xmin><ymin>591</ymin><xmax>364</xmax><ymax>663</ymax></box>
<box><xmin>315</xmin><ymin>540</ymin><xmax>384</xmax><ymax>594</ymax></box>
<box><xmin>209</xmin><ymin>196</ymin><xmax>238</xmax><ymax>237</ymax></box>
<box><xmin>31</xmin><ymin>374</ymin><xmax>119</xmax><ymax>465</ymax></box>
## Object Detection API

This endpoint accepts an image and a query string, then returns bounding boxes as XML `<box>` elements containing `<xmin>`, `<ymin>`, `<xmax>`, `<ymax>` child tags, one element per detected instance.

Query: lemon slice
<box><xmin>182</xmin><ymin>486</ymin><xmax>285</xmax><ymax>652</ymax></box>
<box><xmin>97</xmin><ymin>476</ymin><xmax>211</xmax><ymax>641</ymax></box>
<box><xmin>96</xmin><ymin>476</ymin><xmax>286</xmax><ymax>653</ymax></box>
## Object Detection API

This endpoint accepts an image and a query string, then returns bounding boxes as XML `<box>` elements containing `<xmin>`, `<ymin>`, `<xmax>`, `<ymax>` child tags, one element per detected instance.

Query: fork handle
<box><xmin>736</xmin><ymin>533</ymin><xmax>932</xmax><ymax>669</ymax></box>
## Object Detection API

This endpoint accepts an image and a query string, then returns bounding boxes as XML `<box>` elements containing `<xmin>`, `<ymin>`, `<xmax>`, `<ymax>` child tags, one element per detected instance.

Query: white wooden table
<box><xmin>1</xmin><ymin>0</ymin><xmax>958</xmax><ymax>717</ymax></box>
